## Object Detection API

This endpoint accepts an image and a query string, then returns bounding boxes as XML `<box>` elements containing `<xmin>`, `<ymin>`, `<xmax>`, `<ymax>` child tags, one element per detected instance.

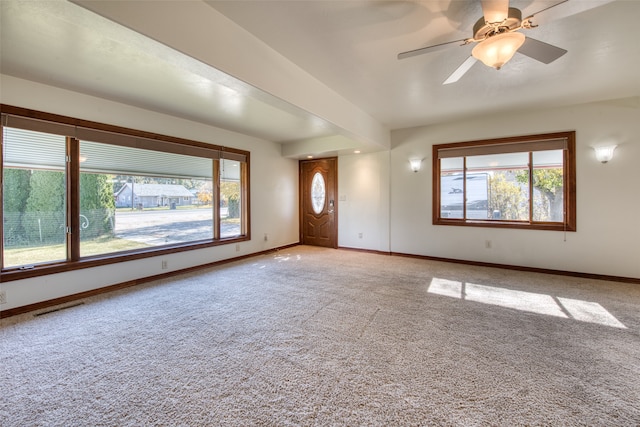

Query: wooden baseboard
<box><xmin>337</xmin><ymin>246</ymin><xmax>639</xmax><ymax>284</ymax></box>
<box><xmin>0</xmin><ymin>243</ymin><xmax>299</xmax><ymax>319</ymax></box>
<box><xmin>389</xmin><ymin>251</ymin><xmax>640</xmax><ymax>284</ymax></box>
<box><xmin>4</xmin><ymin>243</ymin><xmax>636</xmax><ymax>319</ymax></box>
<box><xmin>337</xmin><ymin>246</ymin><xmax>391</xmax><ymax>256</ymax></box>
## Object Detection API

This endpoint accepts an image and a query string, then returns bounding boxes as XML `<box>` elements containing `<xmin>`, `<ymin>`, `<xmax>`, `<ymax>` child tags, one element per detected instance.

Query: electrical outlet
<box><xmin>358</xmin><ymin>233</ymin><xmax>363</xmax><ymax>239</ymax></box>
<box><xmin>0</xmin><ymin>290</ymin><xmax>7</xmax><ymax>305</ymax></box>
<box><xmin>161</xmin><ymin>260</ymin><xmax>168</xmax><ymax>270</ymax></box>
<box><xmin>485</xmin><ymin>240</ymin><xmax>492</xmax><ymax>249</ymax></box>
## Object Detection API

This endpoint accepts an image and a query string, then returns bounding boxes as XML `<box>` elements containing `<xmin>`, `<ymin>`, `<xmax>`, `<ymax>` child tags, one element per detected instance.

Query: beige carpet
<box><xmin>1</xmin><ymin>245</ymin><xmax>639</xmax><ymax>426</ymax></box>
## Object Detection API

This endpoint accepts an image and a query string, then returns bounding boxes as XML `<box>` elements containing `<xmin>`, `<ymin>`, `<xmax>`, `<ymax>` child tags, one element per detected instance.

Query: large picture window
<box><xmin>433</xmin><ymin>131</ymin><xmax>576</xmax><ymax>231</ymax></box>
<box><xmin>1</xmin><ymin>105</ymin><xmax>249</xmax><ymax>280</ymax></box>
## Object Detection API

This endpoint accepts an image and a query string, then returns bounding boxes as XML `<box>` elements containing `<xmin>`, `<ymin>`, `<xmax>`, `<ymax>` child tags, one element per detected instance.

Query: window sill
<box><xmin>433</xmin><ymin>219</ymin><xmax>576</xmax><ymax>232</ymax></box>
<box><xmin>0</xmin><ymin>236</ymin><xmax>250</xmax><ymax>282</ymax></box>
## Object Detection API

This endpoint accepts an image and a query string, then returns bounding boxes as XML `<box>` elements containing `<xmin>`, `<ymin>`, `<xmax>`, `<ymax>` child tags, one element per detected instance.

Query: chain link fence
<box><xmin>3</xmin><ymin>209</ymin><xmax>115</xmax><ymax>248</ymax></box>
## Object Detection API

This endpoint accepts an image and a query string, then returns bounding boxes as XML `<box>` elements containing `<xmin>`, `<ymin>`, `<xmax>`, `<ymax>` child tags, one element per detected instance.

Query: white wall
<box><xmin>1</xmin><ymin>76</ymin><xmax>299</xmax><ymax>311</ymax></box>
<box><xmin>336</xmin><ymin>97</ymin><xmax>639</xmax><ymax>279</ymax></box>
<box><xmin>338</xmin><ymin>151</ymin><xmax>390</xmax><ymax>252</ymax></box>
<box><xmin>388</xmin><ymin>97</ymin><xmax>640</xmax><ymax>278</ymax></box>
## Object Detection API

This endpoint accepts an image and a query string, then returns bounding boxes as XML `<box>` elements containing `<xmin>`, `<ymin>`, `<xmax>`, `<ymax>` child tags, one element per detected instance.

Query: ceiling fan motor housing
<box><xmin>473</xmin><ymin>7</ymin><xmax>523</xmax><ymax>40</ymax></box>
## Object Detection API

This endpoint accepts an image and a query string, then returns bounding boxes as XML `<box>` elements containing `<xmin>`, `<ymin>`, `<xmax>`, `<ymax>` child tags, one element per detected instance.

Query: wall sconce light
<box><xmin>594</xmin><ymin>145</ymin><xmax>617</xmax><ymax>163</ymax></box>
<box><xmin>409</xmin><ymin>158</ymin><xmax>422</xmax><ymax>173</ymax></box>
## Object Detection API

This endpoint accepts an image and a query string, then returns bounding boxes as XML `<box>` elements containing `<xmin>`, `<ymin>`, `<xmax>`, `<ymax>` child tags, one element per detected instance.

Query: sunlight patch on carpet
<box><xmin>273</xmin><ymin>253</ymin><xmax>302</xmax><ymax>263</ymax></box>
<box><xmin>428</xmin><ymin>278</ymin><xmax>627</xmax><ymax>329</ymax></box>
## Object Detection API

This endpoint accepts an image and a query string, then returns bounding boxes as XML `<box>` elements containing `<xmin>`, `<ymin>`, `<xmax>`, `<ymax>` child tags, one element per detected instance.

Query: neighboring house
<box><xmin>114</xmin><ymin>183</ymin><xmax>194</xmax><ymax>209</ymax></box>
<box><xmin>189</xmin><ymin>188</ymin><xmax>200</xmax><ymax>205</ymax></box>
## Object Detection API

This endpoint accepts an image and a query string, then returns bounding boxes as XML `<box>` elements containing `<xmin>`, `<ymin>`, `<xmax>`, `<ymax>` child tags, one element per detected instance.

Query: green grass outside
<box><xmin>4</xmin><ymin>236</ymin><xmax>150</xmax><ymax>267</ymax></box>
<box><xmin>221</xmin><ymin>218</ymin><xmax>241</xmax><ymax>225</ymax></box>
<box><xmin>5</xmin><ymin>215</ymin><xmax>241</xmax><ymax>267</ymax></box>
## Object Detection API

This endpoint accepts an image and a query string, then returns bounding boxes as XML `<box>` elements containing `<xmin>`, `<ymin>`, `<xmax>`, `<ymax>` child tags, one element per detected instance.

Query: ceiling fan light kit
<box><xmin>397</xmin><ymin>0</ymin><xmax>575</xmax><ymax>84</ymax></box>
<box><xmin>472</xmin><ymin>31</ymin><xmax>525</xmax><ymax>69</ymax></box>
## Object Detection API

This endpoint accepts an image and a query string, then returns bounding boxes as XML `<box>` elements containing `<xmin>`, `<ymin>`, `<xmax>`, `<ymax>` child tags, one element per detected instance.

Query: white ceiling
<box><xmin>208</xmin><ymin>0</ymin><xmax>639</xmax><ymax>127</ymax></box>
<box><xmin>2</xmin><ymin>1</ymin><xmax>639</xmax><ymax>158</ymax></box>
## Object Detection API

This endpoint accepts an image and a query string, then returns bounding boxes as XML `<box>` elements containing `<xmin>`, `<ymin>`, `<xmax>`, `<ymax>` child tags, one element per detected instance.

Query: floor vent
<box><xmin>33</xmin><ymin>302</ymin><xmax>85</xmax><ymax>317</ymax></box>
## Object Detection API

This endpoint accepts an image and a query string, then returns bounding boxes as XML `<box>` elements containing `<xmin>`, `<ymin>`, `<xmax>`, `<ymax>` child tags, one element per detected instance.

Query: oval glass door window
<box><xmin>311</xmin><ymin>172</ymin><xmax>326</xmax><ymax>214</ymax></box>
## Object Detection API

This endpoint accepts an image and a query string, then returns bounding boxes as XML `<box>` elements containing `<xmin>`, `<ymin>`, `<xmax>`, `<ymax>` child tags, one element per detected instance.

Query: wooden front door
<box><xmin>300</xmin><ymin>158</ymin><xmax>337</xmax><ymax>248</ymax></box>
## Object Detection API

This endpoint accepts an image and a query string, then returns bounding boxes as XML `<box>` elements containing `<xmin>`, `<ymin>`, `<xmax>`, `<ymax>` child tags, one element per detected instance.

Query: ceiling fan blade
<box><xmin>526</xmin><ymin>0</ymin><xmax>616</xmax><ymax>27</ymax></box>
<box><xmin>480</xmin><ymin>0</ymin><xmax>509</xmax><ymax>23</ymax></box>
<box><xmin>443</xmin><ymin>56</ymin><xmax>477</xmax><ymax>85</ymax></box>
<box><xmin>398</xmin><ymin>38</ymin><xmax>467</xmax><ymax>60</ymax></box>
<box><xmin>518</xmin><ymin>37</ymin><xmax>567</xmax><ymax>64</ymax></box>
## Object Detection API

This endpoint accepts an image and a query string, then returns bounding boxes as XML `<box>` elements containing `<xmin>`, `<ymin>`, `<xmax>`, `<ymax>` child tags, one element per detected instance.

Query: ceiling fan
<box><xmin>398</xmin><ymin>0</ymin><xmax>614</xmax><ymax>84</ymax></box>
